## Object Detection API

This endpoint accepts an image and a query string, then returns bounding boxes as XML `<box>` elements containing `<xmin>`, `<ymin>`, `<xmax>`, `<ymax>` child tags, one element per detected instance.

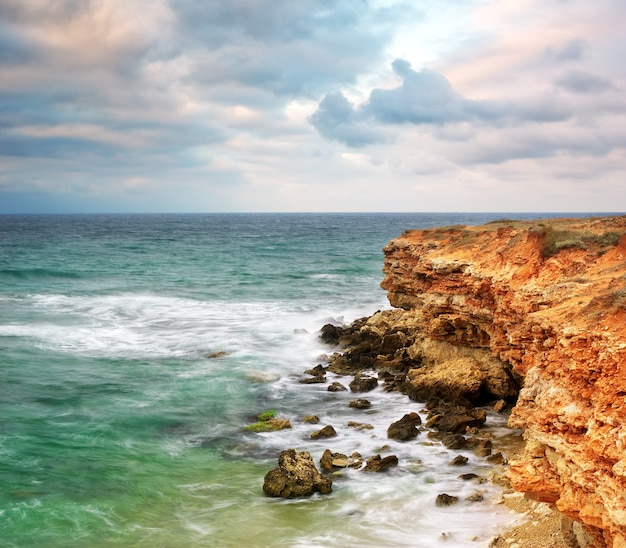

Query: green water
<box><xmin>0</xmin><ymin>212</ymin><xmax>570</xmax><ymax>547</ymax></box>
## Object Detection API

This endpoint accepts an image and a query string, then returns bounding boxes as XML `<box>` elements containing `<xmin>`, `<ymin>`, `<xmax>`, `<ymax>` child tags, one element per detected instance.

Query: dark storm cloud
<box><xmin>311</xmin><ymin>59</ymin><xmax>572</xmax><ymax>147</ymax></box>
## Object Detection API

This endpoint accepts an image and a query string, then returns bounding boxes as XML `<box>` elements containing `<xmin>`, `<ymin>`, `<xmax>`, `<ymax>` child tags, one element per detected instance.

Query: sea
<box><xmin>0</xmin><ymin>212</ymin><xmax>606</xmax><ymax>547</ymax></box>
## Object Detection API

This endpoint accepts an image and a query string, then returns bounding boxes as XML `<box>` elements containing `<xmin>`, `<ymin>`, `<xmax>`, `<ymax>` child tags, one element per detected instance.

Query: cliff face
<box><xmin>381</xmin><ymin>216</ymin><xmax>626</xmax><ymax>547</ymax></box>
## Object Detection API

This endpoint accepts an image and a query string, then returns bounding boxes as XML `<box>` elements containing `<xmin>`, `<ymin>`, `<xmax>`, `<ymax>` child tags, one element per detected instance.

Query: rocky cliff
<box><xmin>380</xmin><ymin>216</ymin><xmax>626</xmax><ymax>547</ymax></box>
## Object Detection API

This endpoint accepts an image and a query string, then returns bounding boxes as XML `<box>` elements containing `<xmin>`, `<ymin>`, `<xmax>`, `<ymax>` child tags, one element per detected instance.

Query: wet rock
<box><xmin>425</xmin><ymin>402</ymin><xmax>487</xmax><ymax>433</ymax></box>
<box><xmin>459</xmin><ymin>473</ymin><xmax>485</xmax><ymax>483</ymax></box>
<box><xmin>493</xmin><ymin>399</ymin><xmax>507</xmax><ymax>413</ymax></box>
<box><xmin>302</xmin><ymin>415</ymin><xmax>320</xmax><ymax>424</ymax></box>
<box><xmin>467</xmin><ymin>437</ymin><xmax>492</xmax><ymax>457</ymax></box>
<box><xmin>349</xmin><ymin>372</ymin><xmax>378</xmax><ymax>392</ymax></box>
<box><xmin>348</xmin><ymin>399</ymin><xmax>372</xmax><ymax>409</ymax></box>
<box><xmin>320</xmin><ymin>323</ymin><xmax>342</xmax><ymax>345</ymax></box>
<box><xmin>466</xmin><ymin>492</ymin><xmax>484</xmax><ymax>502</ymax></box>
<box><xmin>486</xmin><ymin>451</ymin><xmax>506</xmax><ymax>465</ymax></box>
<box><xmin>327</xmin><ymin>354</ymin><xmax>357</xmax><ymax>375</ymax></box>
<box><xmin>305</xmin><ymin>364</ymin><xmax>327</xmax><ymax>376</ymax></box>
<box><xmin>243</xmin><ymin>411</ymin><xmax>292</xmax><ymax>432</ymax></box>
<box><xmin>310</xmin><ymin>425</ymin><xmax>337</xmax><ymax>439</ymax></box>
<box><xmin>328</xmin><ymin>382</ymin><xmax>348</xmax><ymax>392</ymax></box>
<box><xmin>428</xmin><ymin>431</ymin><xmax>467</xmax><ymax>450</ymax></box>
<box><xmin>363</xmin><ymin>454</ymin><xmax>399</xmax><ymax>472</ymax></box>
<box><xmin>387</xmin><ymin>412</ymin><xmax>422</xmax><ymax>441</ymax></box>
<box><xmin>299</xmin><ymin>375</ymin><xmax>326</xmax><ymax>385</ymax></box>
<box><xmin>435</xmin><ymin>493</ymin><xmax>459</xmax><ymax>507</ymax></box>
<box><xmin>320</xmin><ymin>449</ymin><xmax>363</xmax><ymax>472</ymax></box>
<box><xmin>449</xmin><ymin>455</ymin><xmax>469</xmax><ymax>466</ymax></box>
<box><xmin>347</xmin><ymin>421</ymin><xmax>373</xmax><ymax>430</ymax></box>
<box><xmin>263</xmin><ymin>449</ymin><xmax>332</xmax><ymax>498</ymax></box>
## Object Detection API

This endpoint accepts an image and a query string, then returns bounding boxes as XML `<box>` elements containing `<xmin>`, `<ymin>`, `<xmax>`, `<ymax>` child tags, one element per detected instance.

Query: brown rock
<box><xmin>299</xmin><ymin>375</ymin><xmax>326</xmax><ymax>384</ymax></box>
<box><xmin>347</xmin><ymin>421</ymin><xmax>373</xmax><ymax>430</ymax></box>
<box><xmin>387</xmin><ymin>412</ymin><xmax>422</xmax><ymax>441</ymax></box>
<box><xmin>328</xmin><ymin>382</ymin><xmax>348</xmax><ymax>392</ymax></box>
<box><xmin>435</xmin><ymin>493</ymin><xmax>459</xmax><ymax>507</ymax></box>
<box><xmin>465</xmin><ymin>492</ymin><xmax>484</xmax><ymax>502</ymax></box>
<box><xmin>348</xmin><ymin>399</ymin><xmax>372</xmax><ymax>409</ymax></box>
<box><xmin>362</xmin><ymin>454</ymin><xmax>399</xmax><ymax>472</ymax></box>
<box><xmin>449</xmin><ymin>455</ymin><xmax>469</xmax><ymax>466</ymax></box>
<box><xmin>310</xmin><ymin>425</ymin><xmax>337</xmax><ymax>439</ymax></box>
<box><xmin>425</xmin><ymin>403</ymin><xmax>487</xmax><ymax>433</ymax></box>
<box><xmin>320</xmin><ymin>450</ymin><xmax>363</xmax><ymax>471</ymax></box>
<box><xmin>349</xmin><ymin>372</ymin><xmax>378</xmax><ymax>392</ymax></box>
<box><xmin>263</xmin><ymin>449</ymin><xmax>332</xmax><ymax>498</ymax></box>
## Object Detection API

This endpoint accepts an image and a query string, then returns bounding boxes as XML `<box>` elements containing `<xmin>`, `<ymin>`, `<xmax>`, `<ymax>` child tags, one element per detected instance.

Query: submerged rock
<box><xmin>263</xmin><ymin>449</ymin><xmax>332</xmax><ymax>498</ymax></box>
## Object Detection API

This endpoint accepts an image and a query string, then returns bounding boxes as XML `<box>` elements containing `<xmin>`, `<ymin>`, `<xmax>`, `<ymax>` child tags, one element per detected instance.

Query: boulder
<box><xmin>320</xmin><ymin>449</ymin><xmax>363</xmax><ymax>472</ymax></box>
<box><xmin>263</xmin><ymin>449</ymin><xmax>332</xmax><ymax>498</ymax></box>
<box><xmin>362</xmin><ymin>454</ymin><xmax>399</xmax><ymax>472</ymax></box>
<box><xmin>349</xmin><ymin>372</ymin><xmax>378</xmax><ymax>393</ymax></box>
<box><xmin>387</xmin><ymin>412</ymin><xmax>422</xmax><ymax>441</ymax></box>
<box><xmin>435</xmin><ymin>493</ymin><xmax>459</xmax><ymax>507</ymax></box>
<box><xmin>425</xmin><ymin>402</ymin><xmax>487</xmax><ymax>433</ymax></box>
<box><xmin>348</xmin><ymin>399</ymin><xmax>372</xmax><ymax>409</ymax></box>
<box><xmin>319</xmin><ymin>323</ymin><xmax>342</xmax><ymax>345</ymax></box>
<box><xmin>310</xmin><ymin>425</ymin><xmax>337</xmax><ymax>439</ymax></box>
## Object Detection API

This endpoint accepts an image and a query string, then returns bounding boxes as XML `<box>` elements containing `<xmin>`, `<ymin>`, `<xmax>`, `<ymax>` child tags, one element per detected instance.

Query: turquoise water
<box><xmin>0</xmin><ymin>213</ymin><xmax>594</xmax><ymax>547</ymax></box>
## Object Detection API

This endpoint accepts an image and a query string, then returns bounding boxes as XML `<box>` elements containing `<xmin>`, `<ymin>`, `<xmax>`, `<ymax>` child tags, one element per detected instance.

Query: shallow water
<box><xmin>0</xmin><ymin>212</ymin><xmax>589</xmax><ymax>547</ymax></box>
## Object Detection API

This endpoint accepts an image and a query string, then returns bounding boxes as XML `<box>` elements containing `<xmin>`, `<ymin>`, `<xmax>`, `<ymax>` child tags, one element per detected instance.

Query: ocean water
<box><xmin>0</xmin><ymin>212</ymin><xmax>594</xmax><ymax>547</ymax></box>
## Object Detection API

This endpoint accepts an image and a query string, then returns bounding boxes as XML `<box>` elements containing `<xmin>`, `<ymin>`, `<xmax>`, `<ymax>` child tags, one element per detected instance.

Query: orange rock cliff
<box><xmin>380</xmin><ymin>216</ymin><xmax>626</xmax><ymax>547</ymax></box>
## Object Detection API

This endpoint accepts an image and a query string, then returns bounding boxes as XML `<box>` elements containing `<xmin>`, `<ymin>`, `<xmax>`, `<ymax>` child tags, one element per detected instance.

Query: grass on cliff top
<box><xmin>537</xmin><ymin>225</ymin><xmax>623</xmax><ymax>259</ymax></box>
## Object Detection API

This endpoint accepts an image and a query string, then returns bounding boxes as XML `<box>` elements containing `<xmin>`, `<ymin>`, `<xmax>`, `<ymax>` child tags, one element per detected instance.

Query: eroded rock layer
<box><xmin>380</xmin><ymin>216</ymin><xmax>626</xmax><ymax>547</ymax></box>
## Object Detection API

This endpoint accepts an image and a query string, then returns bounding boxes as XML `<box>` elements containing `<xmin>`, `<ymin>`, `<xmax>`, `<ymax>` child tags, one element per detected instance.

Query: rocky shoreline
<box><xmin>378</xmin><ymin>216</ymin><xmax>626</xmax><ymax>547</ymax></box>
<box><xmin>261</xmin><ymin>309</ymin><xmax>525</xmax><ymax>536</ymax></box>
<box><xmin>259</xmin><ymin>215</ymin><xmax>626</xmax><ymax>547</ymax></box>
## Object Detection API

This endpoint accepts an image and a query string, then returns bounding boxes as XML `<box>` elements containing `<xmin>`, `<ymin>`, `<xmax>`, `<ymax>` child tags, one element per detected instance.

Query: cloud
<box><xmin>554</xmin><ymin>70</ymin><xmax>613</xmax><ymax>94</ymax></box>
<box><xmin>0</xmin><ymin>0</ymin><xmax>625</xmax><ymax>213</ymax></box>
<box><xmin>310</xmin><ymin>59</ymin><xmax>572</xmax><ymax>147</ymax></box>
<box><xmin>308</xmin><ymin>92</ymin><xmax>387</xmax><ymax>147</ymax></box>
<box><xmin>545</xmin><ymin>38</ymin><xmax>589</xmax><ymax>62</ymax></box>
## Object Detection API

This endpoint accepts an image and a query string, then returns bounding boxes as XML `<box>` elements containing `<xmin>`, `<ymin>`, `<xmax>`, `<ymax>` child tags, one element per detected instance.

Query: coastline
<box><xmin>379</xmin><ymin>215</ymin><xmax>626</xmax><ymax>546</ymax></box>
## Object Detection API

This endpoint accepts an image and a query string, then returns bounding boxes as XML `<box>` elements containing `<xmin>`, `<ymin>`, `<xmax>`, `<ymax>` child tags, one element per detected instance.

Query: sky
<box><xmin>0</xmin><ymin>0</ymin><xmax>625</xmax><ymax>213</ymax></box>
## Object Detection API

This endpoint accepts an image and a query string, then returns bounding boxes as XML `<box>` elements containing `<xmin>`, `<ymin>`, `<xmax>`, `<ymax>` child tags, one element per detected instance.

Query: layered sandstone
<box><xmin>380</xmin><ymin>216</ymin><xmax>626</xmax><ymax>547</ymax></box>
